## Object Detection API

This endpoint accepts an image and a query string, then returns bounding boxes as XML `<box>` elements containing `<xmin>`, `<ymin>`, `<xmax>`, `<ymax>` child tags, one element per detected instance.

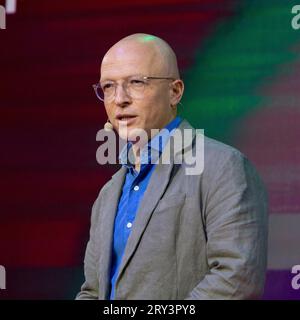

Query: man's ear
<box><xmin>170</xmin><ymin>79</ymin><xmax>184</xmax><ymax>107</ymax></box>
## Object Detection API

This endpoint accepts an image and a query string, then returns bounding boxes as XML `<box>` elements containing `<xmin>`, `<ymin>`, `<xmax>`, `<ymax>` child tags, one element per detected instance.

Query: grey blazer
<box><xmin>76</xmin><ymin>120</ymin><xmax>268</xmax><ymax>300</ymax></box>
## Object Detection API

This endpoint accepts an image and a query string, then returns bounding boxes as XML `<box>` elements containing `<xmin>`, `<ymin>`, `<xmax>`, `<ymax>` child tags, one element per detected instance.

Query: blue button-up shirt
<box><xmin>109</xmin><ymin>116</ymin><xmax>182</xmax><ymax>299</ymax></box>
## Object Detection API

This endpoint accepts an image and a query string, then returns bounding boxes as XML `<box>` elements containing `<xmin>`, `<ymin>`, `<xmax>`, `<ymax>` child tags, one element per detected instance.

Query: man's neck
<box><xmin>129</xmin><ymin>115</ymin><xmax>179</xmax><ymax>172</ymax></box>
<box><xmin>132</xmin><ymin>144</ymin><xmax>141</xmax><ymax>172</ymax></box>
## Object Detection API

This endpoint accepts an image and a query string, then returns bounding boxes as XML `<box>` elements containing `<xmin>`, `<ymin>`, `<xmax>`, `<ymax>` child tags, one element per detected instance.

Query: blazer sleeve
<box><xmin>75</xmin><ymin>195</ymin><xmax>101</xmax><ymax>300</ymax></box>
<box><xmin>185</xmin><ymin>150</ymin><xmax>268</xmax><ymax>299</ymax></box>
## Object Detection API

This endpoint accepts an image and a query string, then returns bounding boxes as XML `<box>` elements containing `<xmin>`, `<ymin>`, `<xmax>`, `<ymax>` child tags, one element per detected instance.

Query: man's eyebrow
<box><xmin>99</xmin><ymin>78</ymin><xmax>115</xmax><ymax>83</ymax></box>
<box><xmin>100</xmin><ymin>75</ymin><xmax>144</xmax><ymax>82</ymax></box>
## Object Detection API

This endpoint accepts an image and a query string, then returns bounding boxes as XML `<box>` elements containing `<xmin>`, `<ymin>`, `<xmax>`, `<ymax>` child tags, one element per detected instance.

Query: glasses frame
<box><xmin>92</xmin><ymin>76</ymin><xmax>176</xmax><ymax>102</ymax></box>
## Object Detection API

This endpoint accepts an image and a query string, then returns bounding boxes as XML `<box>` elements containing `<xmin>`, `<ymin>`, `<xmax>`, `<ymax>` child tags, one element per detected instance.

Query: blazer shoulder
<box><xmin>200</xmin><ymin>135</ymin><xmax>261</xmax><ymax>186</ymax></box>
<box><xmin>92</xmin><ymin>165</ymin><xmax>125</xmax><ymax>210</ymax></box>
<box><xmin>204</xmin><ymin>136</ymin><xmax>264</xmax><ymax>175</ymax></box>
<box><xmin>90</xmin><ymin>173</ymin><xmax>116</xmax><ymax>222</ymax></box>
<box><xmin>203</xmin><ymin>136</ymin><xmax>245</xmax><ymax>161</ymax></box>
<box><xmin>181</xmin><ymin>119</ymin><xmax>245</xmax><ymax>161</ymax></box>
<box><xmin>202</xmin><ymin>136</ymin><xmax>266</xmax><ymax>192</ymax></box>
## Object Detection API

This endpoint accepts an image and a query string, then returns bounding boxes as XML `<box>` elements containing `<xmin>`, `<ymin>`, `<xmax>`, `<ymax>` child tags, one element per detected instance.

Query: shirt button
<box><xmin>127</xmin><ymin>222</ymin><xmax>133</xmax><ymax>228</ymax></box>
<box><xmin>133</xmin><ymin>185</ymin><xmax>139</xmax><ymax>191</ymax></box>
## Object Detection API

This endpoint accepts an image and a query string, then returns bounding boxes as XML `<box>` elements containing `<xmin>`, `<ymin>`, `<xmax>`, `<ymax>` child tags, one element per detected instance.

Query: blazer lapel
<box><xmin>115</xmin><ymin>158</ymin><xmax>175</xmax><ymax>285</ymax></box>
<box><xmin>97</xmin><ymin>166</ymin><xmax>126</xmax><ymax>299</ymax></box>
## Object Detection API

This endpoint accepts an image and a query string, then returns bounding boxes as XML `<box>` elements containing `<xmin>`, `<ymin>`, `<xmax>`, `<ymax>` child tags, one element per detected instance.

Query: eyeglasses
<box><xmin>92</xmin><ymin>75</ymin><xmax>175</xmax><ymax>102</ymax></box>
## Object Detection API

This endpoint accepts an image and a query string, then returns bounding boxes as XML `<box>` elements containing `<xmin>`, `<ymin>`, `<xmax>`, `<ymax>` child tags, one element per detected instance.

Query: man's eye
<box><xmin>102</xmin><ymin>83</ymin><xmax>114</xmax><ymax>91</ymax></box>
<box><xmin>130</xmin><ymin>79</ymin><xmax>145</xmax><ymax>86</ymax></box>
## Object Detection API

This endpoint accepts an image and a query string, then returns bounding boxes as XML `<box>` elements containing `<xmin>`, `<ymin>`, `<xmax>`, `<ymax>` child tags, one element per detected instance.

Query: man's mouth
<box><xmin>116</xmin><ymin>114</ymin><xmax>137</xmax><ymax>123</ymax></box>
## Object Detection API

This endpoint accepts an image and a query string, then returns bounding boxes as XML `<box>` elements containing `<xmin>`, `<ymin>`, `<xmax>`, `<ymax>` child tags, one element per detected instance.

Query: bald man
<box><xmin>76</xmin><ymin>34</ymin><xmax>268</xmax><ymax>300</ymax></box>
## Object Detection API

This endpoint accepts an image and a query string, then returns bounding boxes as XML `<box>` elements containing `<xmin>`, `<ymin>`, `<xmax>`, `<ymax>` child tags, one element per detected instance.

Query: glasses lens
<box><xmin>127</xmin><ymin>77</ymin><xmax>147</xmax><ymax>98</ymax></box>
<box><xmin>93</xmin><ymin>77</ymin><xmax>150</xmax><ymax>102</ymax></box>
<box><xmin>93</xmin><ymin>84</ymin><xmax>104</xmax><ymax>101</ymax></box>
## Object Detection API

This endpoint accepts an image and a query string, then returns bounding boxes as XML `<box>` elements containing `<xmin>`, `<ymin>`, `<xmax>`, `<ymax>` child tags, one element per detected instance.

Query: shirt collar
<box><xmin>119</xmin><ymin>116</ymin><xmax>182</xmax><ymax>168</ymax></box>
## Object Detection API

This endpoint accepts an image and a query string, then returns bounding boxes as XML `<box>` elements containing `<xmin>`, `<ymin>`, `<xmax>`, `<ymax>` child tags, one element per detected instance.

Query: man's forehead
<box><xmin>101</xmin><ymin>44</ymin><xmax>161</xmax><ymax>80</ymax></box>
<box><xmin>100</xmin><ymin>62</ymin><xmax>151</xmax><ymax>81</ymax></box>
<box><xmin>103</xmin><ymin>41</ymin><xmax>157</xmax><ymax>64</ymax></box>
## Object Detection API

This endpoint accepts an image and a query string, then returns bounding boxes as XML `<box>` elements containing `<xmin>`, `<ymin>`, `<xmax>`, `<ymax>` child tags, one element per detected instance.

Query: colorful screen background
<box><xmin>0</xmin><ymin>0</ymin><xmax>300</xmax><ymax>299</ymax></box>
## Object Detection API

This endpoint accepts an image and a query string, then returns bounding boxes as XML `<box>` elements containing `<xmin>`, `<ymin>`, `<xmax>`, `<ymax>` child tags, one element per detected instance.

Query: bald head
<box><xmin>99</xmin><ymin>34</ymin><xmax>184</xmax><ymax>143</ymax></box>
<box><xmin>101</xmin><ymin>33</ymin><xmax>180</xmax><ymax>79</ymax></box>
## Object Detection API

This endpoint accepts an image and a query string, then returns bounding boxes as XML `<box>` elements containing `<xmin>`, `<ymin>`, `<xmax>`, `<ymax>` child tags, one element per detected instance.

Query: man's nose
<box><xmin>114</xmin><ymin>84</ymin><xmax>131</xmax><ymax>106</ymax></box>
